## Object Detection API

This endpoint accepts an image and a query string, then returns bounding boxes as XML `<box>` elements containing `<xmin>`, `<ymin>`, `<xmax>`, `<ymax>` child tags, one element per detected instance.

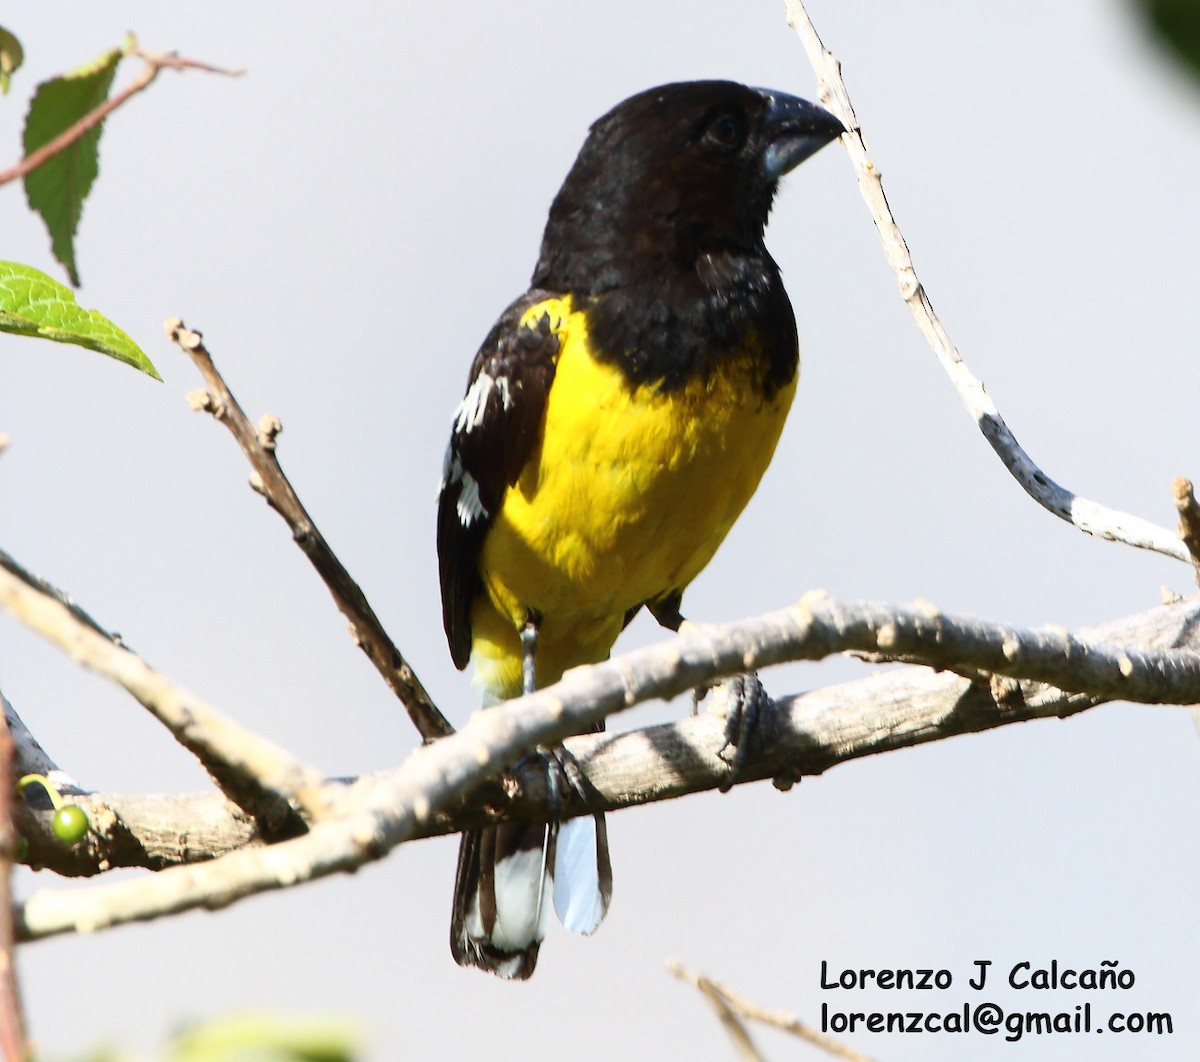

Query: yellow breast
<box><xmin>471</xmin><ymin>297</ymin><xmax>796</xmax><ymax>698</ymax></box>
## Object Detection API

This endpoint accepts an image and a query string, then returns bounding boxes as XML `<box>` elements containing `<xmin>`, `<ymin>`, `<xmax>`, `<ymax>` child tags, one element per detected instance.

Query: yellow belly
<box><xmin>471</xmin><ymin>298</ymin><xmax>796</xmax><ymax>700</ymax></box>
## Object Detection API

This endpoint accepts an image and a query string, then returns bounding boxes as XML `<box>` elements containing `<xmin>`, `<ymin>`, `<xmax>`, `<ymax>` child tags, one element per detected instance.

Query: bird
<box><xmin>437</xmin><ymin>79</ymin><xmax>843</xmax><ymax>979</ymax></box>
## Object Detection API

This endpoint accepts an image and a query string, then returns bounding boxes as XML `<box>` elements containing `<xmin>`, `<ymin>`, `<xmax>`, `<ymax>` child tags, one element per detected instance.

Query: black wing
<box><xmin>437</xmin><ymin>290</ymin><xmax>561</xmax><ymax>669</ymax></box>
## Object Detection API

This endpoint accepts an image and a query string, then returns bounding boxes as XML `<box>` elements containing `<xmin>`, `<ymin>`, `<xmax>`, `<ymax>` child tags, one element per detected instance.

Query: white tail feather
<box><xmin>553</xmin><ymin>816</ymin><xmax>605</xmax><ymax>934</ymax></box>
<box><xmin>489</xmin><ymin>840</ymin><xmax>553</xmax><ymax>950</ymax></box>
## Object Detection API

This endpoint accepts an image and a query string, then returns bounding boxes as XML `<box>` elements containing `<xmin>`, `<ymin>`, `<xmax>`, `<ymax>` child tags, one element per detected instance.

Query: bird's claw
<box><xmin>713</xmin><ymin>672</ymin><xmax>777</xmax><ymax>793</ymax></box>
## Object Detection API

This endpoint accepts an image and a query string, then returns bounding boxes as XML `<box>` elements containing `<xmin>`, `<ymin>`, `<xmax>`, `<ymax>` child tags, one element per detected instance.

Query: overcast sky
<box><xmin>2</xmin><ymin>2</ymin><xmax>1198</xmax><ymax>1059</ymax></box>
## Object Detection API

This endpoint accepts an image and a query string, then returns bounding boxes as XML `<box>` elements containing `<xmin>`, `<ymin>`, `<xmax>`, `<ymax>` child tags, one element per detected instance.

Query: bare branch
<box><xmin>784</xmin><ymin>0</ymin><xmax>1190</xmax><ymax>565</ymax></box>
<box><xmin>2</xmin><ymin>693</ymin><xmax>60</xmax><ymax>780</ymax></box>
<box><xmin>668</xmin><ymin>961</ymin><xmax>874</xmax><ymax>1062</ymax></box>
<box><xmin>0</xmin><ymin>656</ymin><xmax>1110</xmax><ymax>876</ymax></box>
<box><xmin>15</xmin><ymin>788</ymin><xmax>258</xmax><ymax>877</ymax></box>
<box><xmin>668</xmin><ymin>962</ymin><xmax>764</xmax><ymax>1061</ymax></box>
<box><xmin>0</xmin><ymin>549</ymin><xmax>324</xmax><ymax>832</ymax></box>
<box><xmin>165</xmin><ymin>317</ymin><xmax>453</xmax><ymax>742</ymax></box>
<box><xmin>13</xmin><ymin>592</ymin><xmax>1199</xmax><ymax>937</ymax></box>
<box><xmin>0</xmin><ymin>47</ymin><xmax>241</xmax><ymax>189</ymax></box>
<box><xmin>1172</xmin><ymin>477</ymin><xmax>1200</xmax><ymax>585</ymax></box>
<box><xmin>16</xmin><ymin>742</ymin><xmax>456</xmax><ymax>940</ymax></box>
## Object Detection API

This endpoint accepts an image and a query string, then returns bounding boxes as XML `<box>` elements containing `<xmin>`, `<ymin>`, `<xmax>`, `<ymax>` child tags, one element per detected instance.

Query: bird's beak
<box><xmin>757</xmin><ymin>90</ymin><xmax>845</xmax><ymax>179</ymax></box>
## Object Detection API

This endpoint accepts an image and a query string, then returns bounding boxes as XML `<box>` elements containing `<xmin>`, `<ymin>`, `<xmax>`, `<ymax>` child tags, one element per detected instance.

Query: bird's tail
<box><xmin>450</xmin><ymin>808</ymin><xmax>611</xmax><ymax>979</ymax></box>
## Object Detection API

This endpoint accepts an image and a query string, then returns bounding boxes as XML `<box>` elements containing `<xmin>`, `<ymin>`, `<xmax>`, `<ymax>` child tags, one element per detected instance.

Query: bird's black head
<box><xmin>532</xmin><ymin>80</ymin><xmax>843</xmax><ymax>294</ymax></box>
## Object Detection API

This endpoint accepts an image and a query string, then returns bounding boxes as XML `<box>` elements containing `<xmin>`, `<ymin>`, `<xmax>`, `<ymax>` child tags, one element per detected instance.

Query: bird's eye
<box><xmin>703</xmin><ymin>113</ymin><xmax>744</xmax><ymax>151</ymax></box>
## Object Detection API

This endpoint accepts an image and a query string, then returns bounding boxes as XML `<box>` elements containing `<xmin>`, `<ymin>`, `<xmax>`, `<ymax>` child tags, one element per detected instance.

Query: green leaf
<box><xmin>22</xmin><ymin>46</ymin><xmax>122</xmax><ymax>287</ymax></box>
<box><xmin>167</xmin><ymin>1013</ymin><xmax>363</xmax><ymax>1062</ymax></box>
<box><xmin>0</xmin><ymin>27</ymin><xmax>22</xmax><ymax>95</ymax></box>
<box><xmin>0</xmin><ymin>260</ymin><xmax>160</xmax><ymax>378</ymax></box>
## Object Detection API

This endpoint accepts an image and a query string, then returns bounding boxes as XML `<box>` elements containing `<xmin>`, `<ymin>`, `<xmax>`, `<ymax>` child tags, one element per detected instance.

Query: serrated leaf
<box><xmin>22</xmin><ymin>47</ymin><xmax>122</xmax><ymax>286</ymax></box>
<box><xmin>0</xmin><ymin>260</ymin><xmax>159</xmax><ymax>379</ymax></box>
<box><xmin>0</xmin><ymin>27</ymin><xmax>23</xmax><ymax>95</ymax></box>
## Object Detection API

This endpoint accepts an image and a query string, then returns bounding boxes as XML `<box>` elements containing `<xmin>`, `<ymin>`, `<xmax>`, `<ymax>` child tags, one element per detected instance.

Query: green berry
<box><xmin>51</xmin><ymin>804</ymin><xmax>89</xmax><ymax>845</ymax></box>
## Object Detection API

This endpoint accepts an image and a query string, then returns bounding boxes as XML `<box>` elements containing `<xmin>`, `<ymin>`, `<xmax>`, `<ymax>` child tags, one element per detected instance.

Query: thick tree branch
<box><xmin>15</xmin><ymin>788</ymin><xmax>257</xmax><ymax>876</ymax></box>
<box><xmin>0</xmin><ymin>549</ymin><xmax>324</xmax><ymax>833</ymax></box>
<box><xmin>13</xmin><ymin>592</ymin><xmax>1199</xmax><ymax>937</ymax></box>
<box><xmin>784</xmin><ymin>0</ymin><xmax>1190</xmax><ymax>565</ymax></box>
<box><xmin>164</xmin><ymin>317</ymin><xmax>452</xmax><ymax>742</ymax></box>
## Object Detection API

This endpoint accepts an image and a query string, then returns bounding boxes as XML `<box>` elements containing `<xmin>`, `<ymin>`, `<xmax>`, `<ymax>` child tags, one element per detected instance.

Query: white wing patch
<box><xmin>442</xmin><ymin>370</ymin><xmax>513</xmax><ymax>525</ymax></box>
<box><xmin>495</xmin><ymin>374</ymin><xmax>513</xmax><ymax>411</ymax></box>
<box><xmin>451</xmin><ymin>370</ymin><xmax>515</xmax><ymax>437</ymax></box>
<box><xmin>438</xmin><ymin>447</ymin><xmax>460</xmax><ymax>494</ymax></box>
<box><xmin>455</xmin><ymin>471</ymin><xmax>487</xmax><ymax>526</ymax></box>
<box><xmin>439</xmin><ymin>449</ymin><xmax>488</xmax><ymax>527</ymax></box>
<box><xmin>453</xmin><ymin>372</ymin><xmax>493</xmax><ymax>434</ymax></box>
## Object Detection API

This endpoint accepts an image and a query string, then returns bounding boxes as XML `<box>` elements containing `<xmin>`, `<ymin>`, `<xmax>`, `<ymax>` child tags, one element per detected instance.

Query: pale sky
<box><xmin>2</xmin><ymin>2</ymin><xmax>1198</xmax><ymax>1060</ymax></box>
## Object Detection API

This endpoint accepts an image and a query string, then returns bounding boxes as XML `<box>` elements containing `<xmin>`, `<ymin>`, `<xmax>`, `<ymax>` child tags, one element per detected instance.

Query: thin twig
<box><xmin>165</xmin><ymin>317</ymin><xmax>453</xmax><ymax>742</ymax></box>
<box><xmin>0</xmin><ymin>47</ymin><xmax>241</xmax><ymax>189</ymax></box>
<box><xmin>673</xmin><ymin>963</ymin><xmax>764</xmax><ymax>1062</ymax></box>
<box><xmin>668</xmin><ymin>961</ymin><xmax>873</xmax><ymax>1062</ymax></box>
<box><xmin>784</xmin><ymin>0</ymin><xmax>1190</xmax><ymax>565</ymax></box>
<box><xmin>0</xmin><ymin>705</ymin><xmax>29</xmax><ymax>1060</ymax></box>
<box><xmin>0</xmin><ymin>549</ymin><xmax>325</xmax><ymax>832</ymax></box>
<box><xmin>1171</xmin><ymin>477</ymin><xmax>1200</xmax><ymax>585</ymax></box>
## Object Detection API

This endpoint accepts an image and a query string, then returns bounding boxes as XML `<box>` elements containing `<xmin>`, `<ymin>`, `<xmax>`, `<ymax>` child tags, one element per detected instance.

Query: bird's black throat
<box><xmin>554</xmin><ymin>247</ymin><xmax>799</xmax><ymax>403</ymax></box>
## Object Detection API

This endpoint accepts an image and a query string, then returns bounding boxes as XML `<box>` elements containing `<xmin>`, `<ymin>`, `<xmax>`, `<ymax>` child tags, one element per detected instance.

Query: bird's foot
<box><xmin>711</xmin><ymin>672</ymin><xmax>778</xmax><ymax>793</ymax></box>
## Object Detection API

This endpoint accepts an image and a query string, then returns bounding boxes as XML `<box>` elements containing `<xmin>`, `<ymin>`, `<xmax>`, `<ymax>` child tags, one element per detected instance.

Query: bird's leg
<box><xmin>516</xmin><ymin>616</ymin><xmax>559</xmax><ymax>928</ymax></box>
<box><xmin>516</xmin><ymin>615</ymin><xmax>605</xmax><ymax>929</ymax></box>
<box><xmin>519</xmin><ymin>617</ymin><xmax>597</xmax><ymax>823</ymax></box>
<box><xmin>520</xmin><ymin>618</ymin><xmax>539</xmax><ymax>697</ymax></box>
